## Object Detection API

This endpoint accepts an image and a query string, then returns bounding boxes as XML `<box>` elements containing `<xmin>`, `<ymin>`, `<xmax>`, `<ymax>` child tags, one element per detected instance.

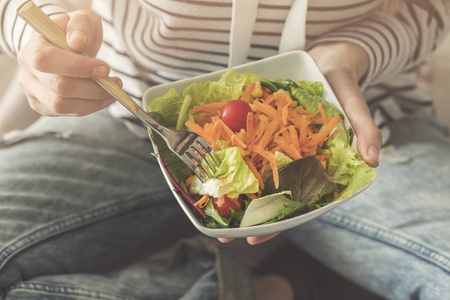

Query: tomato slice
<box><xmin>212</xmin><ymin>196</ymin><xmax>242</xmax><ymax>219</ymax></box>
<box><xmin>220</xmin><ymin>100</ymin><xmax>253</xmax><ymax>132</ymax></box>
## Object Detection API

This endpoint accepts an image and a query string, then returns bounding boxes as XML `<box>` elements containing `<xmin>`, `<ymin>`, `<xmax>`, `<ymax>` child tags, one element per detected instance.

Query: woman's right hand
<box><xmin>17</xmin><ymin>10</ymin><xmax>122</xmax><ymax>117</ymax></box>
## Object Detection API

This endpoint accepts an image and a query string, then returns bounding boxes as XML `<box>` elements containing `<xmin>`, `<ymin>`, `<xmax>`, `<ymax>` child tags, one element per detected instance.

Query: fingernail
<box><xmin>69</xmin><ymin>31</ymin><xmax>87</xmax><ymax>43</ymax></box>
<box><xmin>368</xmin><ymin>145</ymin><xmax>379</xmax><ymax>165</ymax></box>
<box><xmin>92</xmin><ymin>66</ymin><xmax>109</xmax><ymax>77</ymax></box>
<box><xmin>112</xmin><ymin>77</ymin><xmax>123</xmax><ymax>87</ymax></box>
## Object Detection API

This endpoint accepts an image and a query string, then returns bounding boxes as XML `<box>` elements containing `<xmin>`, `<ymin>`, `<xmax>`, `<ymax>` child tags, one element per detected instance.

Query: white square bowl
<box><xmin>142</xmin><ymin>50</ymin><xmax>370</xmax><ymax>238</ymax></box>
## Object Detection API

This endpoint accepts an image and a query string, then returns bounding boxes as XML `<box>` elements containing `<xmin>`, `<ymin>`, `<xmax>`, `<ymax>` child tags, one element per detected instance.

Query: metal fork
<box><xmin>17</xmin><ymin>0</ymin><xmax>219</xmax><ymax>182</ymax></box>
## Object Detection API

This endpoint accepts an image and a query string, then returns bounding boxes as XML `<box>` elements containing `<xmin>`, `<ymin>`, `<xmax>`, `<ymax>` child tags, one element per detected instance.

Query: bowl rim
<box><xmin>142</xmin><ymin>50</ymin><xmax>370</xmax><ymax>238</ymax></box>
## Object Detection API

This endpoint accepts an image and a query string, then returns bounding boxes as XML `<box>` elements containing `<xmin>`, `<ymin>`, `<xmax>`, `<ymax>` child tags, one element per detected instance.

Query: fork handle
<box><xmin>16</xmin><ymin>0</ymin><xmax>142</xmax><ymax>114</ymax></box>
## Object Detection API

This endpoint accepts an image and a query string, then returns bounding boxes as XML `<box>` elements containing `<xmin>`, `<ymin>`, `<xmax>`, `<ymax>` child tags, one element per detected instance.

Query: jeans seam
<box><xmin>0</xmin><ymin>191</ymin><xmax>169</xmax><ymax>272</ymax></box>
<box><xmin>8</xmin><ymin>282</ymin><xmax>148</xmax><ymax>300</ymax></box>
<box><xmin>319</xmin><ymin>211</ymin><xmax>450</xmax><ymax>274</ymax></box>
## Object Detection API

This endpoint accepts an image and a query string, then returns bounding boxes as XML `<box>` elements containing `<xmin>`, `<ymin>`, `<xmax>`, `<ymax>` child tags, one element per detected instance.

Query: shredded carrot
<box><xmin>275</xmin><ymin>91</ymin><xmax>292</xmax><ymax>125</ymax></box>
<box><xmin>202</xmin><ymin>123</ymin><xmax>219</xmax><ymax>151</ymax></box>
<box><xmin>194</xmin><ymin>194</ymin><xmax>210</xmax><ymax>208</ymax></box>
<box><xmin>262</xmin><ymin>86</ymin><xmax>272</xmax><ymax>99</ymax></box>
<box><xmin>279</xmin><ymin>139</ymin><xmax>302</xmax><ymax>160</ymax></box>
<box><xmin>244</xmin><ymin>156</ymin><xmax>265</xmax><ymax>189</ymax></box>
<box><xmin>263</xmin><ymin>94</ymin><xmax>275</xmax><ymax>105</ymax></box>
<box><xmin>289</xmin><ymin>126</ymin><xmax>300</xmax><ymax>153</ymax></box>
<box><xmin>253</xmin><ymin>101</ymin><xmax>281</xmax><ymax>121</ymax></box>
<box><xmin>246</xmin><ymin>113</ymin><xmax>255</xmax><ymax>151</ymax></box>
<box><xmin>185</xmin><ymin>120</ymin><xmax>204</xmax><ymax>136</ymax></box>
<box><xmin>188</xmin><ymin>102</ymin><xmax>227</xmax><ymax>115</ymax></box>
<box><xmin>231</xmin><ymin>131</ymin><xmax>247</xmax><ymax>149</ymax></box>
<box><xmin>274</xmin><ymin>126</ymin><xmax>290</xmax><ymax>140</ymax></box>
<box><xmin>317</xmin><ymin>102</ymin><xmax>328</xmax><ymax>124</ymax></box>
<box><xmin>316</xmin><ymin>153</ymin><xmax>333</xmax><ymax>161</ymax></box>
<box><xmin>256</xmin><ymin>118</ymin><xmax>281</xmax><ymax>152</ymax></box>
<box><xmin>253</xmin><ymin>119</ymin><xmax>268</xmax><ymax>146</ymax></box>
<box><xmin>183</xmin><ymin>80</ymin><xmax>340</xmax><ymax>201</ymax></box>
<box><xmin>270</xmin><ymin>158</ymin><xmax>280</xmax><ymax>189</ymax></box>
<box><xmin>334</xmin><ymin>191</ymin><xmax>339</xmax><ymax>200</ymax></box>
<box><xmin>185</xmin><ymin>174</ymin><xmax>197</xmax><ymax>187</ymax></box>
<box><xmin>214</xmin><ymin>120</ymin><xmax>234</xmax><ymax>142</ymax></box>
<box><xmin>303</xmin><ymin>115</ymin><xmax>341</xmax><ymax>148</ymax></box>
<box><xmin>193</xmin><ymin>115</ymin><xmax>213</xmax><ymax>126</ymax></box>
<box><xmin>230</xmin><ymin>197</ymin><xmax>243</xmax><ymax>211</ymax></box>
<box><xmin>245</xmin><ymin>193</ymin><xmax>258</xmax><ymax>200</ymax></box>
<box><xmin>241</xmin><ymin>83</ymin><xmax>256</xmax><ymax>102</ymax></box>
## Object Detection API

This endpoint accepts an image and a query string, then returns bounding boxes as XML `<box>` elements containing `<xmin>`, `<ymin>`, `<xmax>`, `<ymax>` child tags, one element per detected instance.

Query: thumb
<box><xmin>326</xmin><ymin>70</ymin><xmax>382</xmax><ymax>167</ymax></box>
<box><xmin>66</xmin><ymin>10</ymin><xmax>103</xmax><ymax>57</ymax></box>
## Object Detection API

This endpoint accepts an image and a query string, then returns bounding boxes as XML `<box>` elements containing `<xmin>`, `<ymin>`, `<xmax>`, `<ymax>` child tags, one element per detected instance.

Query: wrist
<box><xmin>308</xmin><ymin>41</ymin><xmax>369</xmax><ymax>83</ymax></box>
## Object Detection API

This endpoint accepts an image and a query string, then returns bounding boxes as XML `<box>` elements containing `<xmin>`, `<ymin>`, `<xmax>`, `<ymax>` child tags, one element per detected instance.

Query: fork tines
<box><xmin>183</xmin><ymin>137</ymin><xmax>219</xmax><ymax>183</ymax></box>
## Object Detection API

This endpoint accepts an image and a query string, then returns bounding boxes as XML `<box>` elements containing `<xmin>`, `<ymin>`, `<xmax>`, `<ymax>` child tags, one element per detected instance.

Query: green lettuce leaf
<box><xmin>213</xmin><ymin>147</ymin><xmax>259</xmax><ymax>198</ymax></box>
<box><xmin>202</xmin><ymin>198</ymin><xmax>246</xmax><ymax>228</ymax></box>
<box><xmin>240</xmin><ymin>192</ymin><xmax>292</xmax><ymax>227</ymax></box>
<box><xmin>290</xmin><ymin>85</ymin><xmax>342</xmax><ymax>118</ymax></box>
<box><xmin>183</xmin><ymin>69</ymin><xmax>262</xmax><ymax>106</ymax></box>
<box><xmin>295</xmin><ymin>80</ymin><xmax>323</xmax><ymax>96</ymax></box>
<box><xmin>323</xmin><ymin>136</ymin><xmax>377</xmax><ymax>199</ymax></box>
<box><xmin>261</xmin><ymin>79</ymin><xmax>341</xmax><ymax>118</ymax></box>
<box><xmin>274</xmin><ymin>151</ymin><xmax>293</xmax><ymax>169</ymax></box>
<box><xmin>147</xmin><ymin>88</ymin><xmax>184</xmax><ymax>128</ymax></box>
<box><xmin>262</xmin><ymin>198</ymin><xmax>314</xmax><ymax>225</ymax></box>
<box><xmin>203</xmin><ymin>199</ymin><xmax>228</xmax><ymax>228</ymax></box>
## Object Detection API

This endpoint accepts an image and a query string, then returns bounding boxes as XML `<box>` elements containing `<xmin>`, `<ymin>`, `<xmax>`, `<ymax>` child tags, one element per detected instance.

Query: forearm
<box><xmin>306</xmin><ymin>0</ymin><xmax>450</xmax><ymax>90</ymax></box>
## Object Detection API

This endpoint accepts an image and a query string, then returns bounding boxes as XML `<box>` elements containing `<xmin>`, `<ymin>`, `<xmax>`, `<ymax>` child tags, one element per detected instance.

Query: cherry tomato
<box><xmin>220</xmin><ymin>100</ymin><xmax>252</xmax><ymax>132</ymax></box>
<box><xmin>212</xmin><ymin>196</ymin><xmax>243</xmax><ymax>219</ymax></box>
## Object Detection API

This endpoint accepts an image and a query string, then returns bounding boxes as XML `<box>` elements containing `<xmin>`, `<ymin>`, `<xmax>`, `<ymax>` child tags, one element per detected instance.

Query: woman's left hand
<box><xmin>308</xmin><ymin>41</ymin><xmax>382</xmax><ymax>168</ymax></box>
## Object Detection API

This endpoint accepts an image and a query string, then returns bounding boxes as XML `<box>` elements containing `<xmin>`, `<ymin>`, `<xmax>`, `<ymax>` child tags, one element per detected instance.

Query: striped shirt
<box><xmin>1</xmin><ymin>0</ymin><xmax>449</xmax><ymax>143</ymax></box>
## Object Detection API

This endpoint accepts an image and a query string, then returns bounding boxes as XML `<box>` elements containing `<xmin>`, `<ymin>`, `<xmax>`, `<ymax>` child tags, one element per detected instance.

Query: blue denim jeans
<box><xmin>284</xmin><ymin>111</ymin><xmax>450</xmax><ymax>299</ymax></box>
<box><xmin>0</xmin><ymin>111</ymin><xmax>229</xmax><ymax>299</ymax></box>
<box><xmin>0</xmin><ymin>108</ymin><xmax>449</xmax><ymax>299</ymax></box>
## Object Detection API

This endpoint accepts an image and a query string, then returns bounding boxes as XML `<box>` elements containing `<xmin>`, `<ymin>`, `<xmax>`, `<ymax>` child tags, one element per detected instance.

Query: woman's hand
<box><xmin>218</xmin><ymin>233</ymin><xmax>280</xmax><ymax>245</ymax></box>
<box><xmin>308</xmin><ymin>41</ymin><xmax>382</xmax><ymax>168</ymax></box>
<box><xmin>17</xmin><ymin>10</ymin><xmax>122</xmax><ymax>117</ymax></box>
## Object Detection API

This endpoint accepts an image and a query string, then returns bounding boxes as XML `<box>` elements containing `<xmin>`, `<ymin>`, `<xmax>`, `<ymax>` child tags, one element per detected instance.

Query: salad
<box><xmin>147</xmin><ymin>69</ymin><xmax>377</xmax><ymax>229</ymax></box>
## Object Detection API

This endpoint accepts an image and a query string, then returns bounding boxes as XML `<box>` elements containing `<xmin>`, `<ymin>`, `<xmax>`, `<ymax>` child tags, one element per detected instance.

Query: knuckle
<box><xmin>94</xmin><ymin>86</ymin><xmax>111</xmax><ymax>99</ymax></box>
<box><xmin>48</xmin><ymin>95</ymin><xmax>66</xmax><ymax>114</ymax></box>
<box><xmin>50</xmin><ymin>75</ymin><xmax>69</xmax><ymax>96</ymax></box>
<box><xmin>69</xmin><ymin>61</ymin><xmax>85</xmax><ymax>77</ymax></box>
<box><xmin>31</xmin><ymin>47</ymin><xmax>51</xmax><ymax>71</ymax></box>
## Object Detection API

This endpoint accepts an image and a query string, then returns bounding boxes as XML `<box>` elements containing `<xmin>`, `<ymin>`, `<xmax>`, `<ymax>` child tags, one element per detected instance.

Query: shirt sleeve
<box><xmin>306</xmin><ymin>0</ymin><xmax>450</xmax><ymax>90</ymax></box>
<box><xmin>0</xmin><ymin>0</ymin><xmax>73</xmax><ymax>57</ymax></box>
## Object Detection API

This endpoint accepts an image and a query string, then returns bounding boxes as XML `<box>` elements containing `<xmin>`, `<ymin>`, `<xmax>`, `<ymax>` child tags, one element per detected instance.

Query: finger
<box><xmin>217</xmin><ymin>238</ymin><xmax>234</xmax><ymax>243</ymax></box>
<box><xmin>66</xmin><ymin>10</ymin><xmax>103</xmax><ymax>56</ymax></box>
<box><xmin>33</xmin><ymin>69</ymin><xmax>122</xmax><ymax>100</ymax></box>
<box><xmin>20</xmin><ymin>70</ymin><xmax>116</xmax><ymax>116</ymax></box>
<box><xmin>18</xmin><ymin>38</ymin><xmax>110</xmax><ymax>78</ymax></box>
<box><xmin>66</xmin><ymin>12</ymin><xmax>93</xmax><ymax>52</ymax></box>
<box><xmin>326</xmin><ymin>71</ymin><xmax>382</xmax><ymax>167</ymax></box>
<box><xmin>246</xmin><ymin>233</ymin><xmax>280</xmax><ymax>245</ymax></box>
